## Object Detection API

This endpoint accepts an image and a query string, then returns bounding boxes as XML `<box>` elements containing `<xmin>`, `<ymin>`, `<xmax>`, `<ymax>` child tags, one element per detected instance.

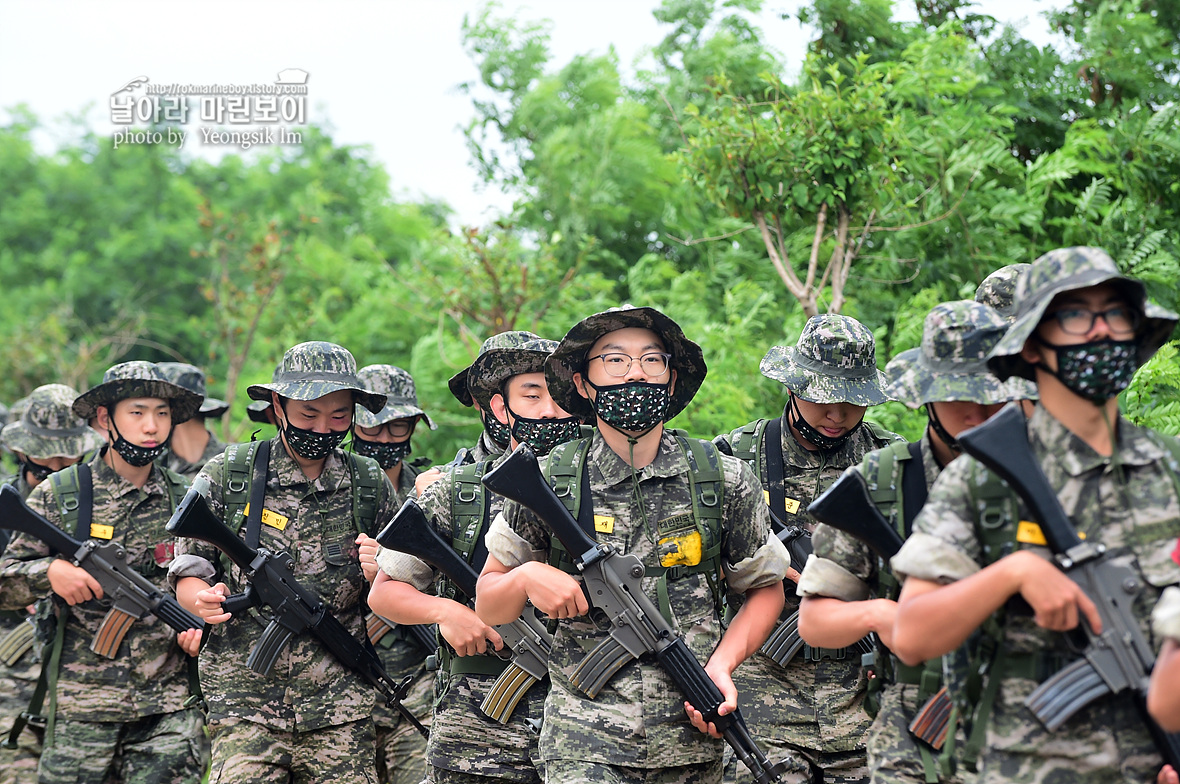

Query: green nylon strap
<box><xmin>893</xmin><ymin>661</ymin><xmax>924</xmax><ymax>685</ymax></box>
<box><xmin>445</xmin><ymin>652</ymin><xmax>509</xmax><ymax>677</ymax></box>
<box><xmin>727</xmin><ymin>419</ymin><xmax>768</xmax><ymax>486</ymax></box>
<box><xmin>918</xmin><ymin>740</ymin><xmax>939</xmax><ymax>784</ymax></box>
<box><xmin>441</xmin><ymin>460</ymin><xmax>490</xmax><ymax>602</ymax></box>
<box><xmin>43</xmin><ymin>605</ymin><xmax>68</xmax><ymax>747</ymax></box>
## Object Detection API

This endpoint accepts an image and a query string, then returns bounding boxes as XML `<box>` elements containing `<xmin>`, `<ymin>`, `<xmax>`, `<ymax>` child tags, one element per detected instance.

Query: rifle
<box><xmin>958</xmin><ymin>404</ymin><xmax>1180</xmax><ymax>767</ymax></box>
<box><xmin>376</xmin><ymin>497</ymin><xmax>553</xmax><ymax>723</ymax></box>
<box><xmin>0</xmin><ymin>528</ymin><xmax>10</xmax><ymax>558</ymax></box>
<box><xmin>165</xmin><ymin>481</ymin><xmax>427</xmax><ymax>738</ymax></box>
<box><xmin>752</xmin><ymin>522</ymin><xmax>811</xmax><ymax>668</ymax></box>
<box><xmin>482</xmin><ymin>444</ymin><xmax>787</xmax><ymax>784</ymax></box>
<box><xmin>0</xmin><ymin>485</ymin><xmax>203</xmax><ymax>659</ymax></box>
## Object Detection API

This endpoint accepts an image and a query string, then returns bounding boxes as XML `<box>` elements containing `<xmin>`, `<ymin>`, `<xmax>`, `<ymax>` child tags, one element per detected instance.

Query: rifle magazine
<box><xmin>365</xmin><ymin>612</ymin><xmax>392</xmax><ymax>645</ymax></box>
<box><xmin>571</xmin><ymin>636</ymin><xmax>635</xmax><ymax>698</ymax></box>
<box><xmin>247</xmin><ymin>620</ymin><xmax>295</xmax><ymax>676</ymax></box>
<box><xmin>91</xmin><ymin>607</ymin><xmax>135</xmax><ymax>659</ymax></box>
<box><xmin>0</xmin><ymin>621</ymin><xmax>36</xmax><ymax>666</ymax></box>
<box><xmin>481</xmin><ymin>663</ymin><xmax>536</xmax><ymax>723</ymax></box>
<box><xmin>1025</xmin><ymin>658</ymin><xmax>1110</xmax><ymax>731</ymax></box>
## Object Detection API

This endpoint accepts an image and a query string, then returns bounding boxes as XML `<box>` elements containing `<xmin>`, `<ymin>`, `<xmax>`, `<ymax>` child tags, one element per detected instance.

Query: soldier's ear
<box><xmin>1020</xmin><ymin>337</ymin><xmax>1043</xmax><ymax>368</ymax></box>
<box><xmin>489</xmin><ymin>393</ymin><xmax>510</xmax><ymax>425</ymax></box>
<box><xmin>572</xmin><ymin>373</ymin><xmax>590</xmax><ymax>401</ymax></box>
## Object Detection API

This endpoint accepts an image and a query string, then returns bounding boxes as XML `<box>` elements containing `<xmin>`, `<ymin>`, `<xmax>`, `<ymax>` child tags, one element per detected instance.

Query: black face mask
<box><xmin>278</xmin><ymin>401</ymin><xmax>349</xmax><ymax>461</ymax></box>
<box><xmin>1034</xmin><ymin>336</ymin><xmax>1139</xmax><ymax>404</ymax></box>
<box><xmin>482</xmin><ymin>408</ymin><xmax>512</xmax><ymax>449</ymax></box>
<box><xmin>583</xmin><ymin>379</ymin><xmax>671</xmax><ymax>434</ymax></box>
<box><xmin>19</xmin><ymin>458</ymin><xmax>55</xmax><ymax>483</ymax></box>
<box><xmin>505</xmin><ymin>402</ymin><xmax>581</xmax><ymax>457</ymax></box>
<box><xmin>352</xmin><ymin>436</ymin><xmax>412</xmax><ymax>469</ymax></box>
<box><xmin>787</xmin><ymin>394</ymin><xmax>863</xmax><ymax>453</ymax></box>
<box><xmin>109</xmin><ymin>421</ymin><xmax>168</xmax><ymax>467</ymax></box>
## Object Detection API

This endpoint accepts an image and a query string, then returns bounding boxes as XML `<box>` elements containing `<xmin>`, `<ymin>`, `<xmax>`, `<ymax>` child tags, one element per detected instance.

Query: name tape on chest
<box><xmin>89</xmin><ymin>523</ymin><xmax>115</xmax><ymax>540</ymax></box>
<box><xmin>762</xmin><ymin>490</ymin><xmax>801</xmax><ymax>515</ymax></box>
<box><xmin>243</xmin><ymin>503</ymin><xmax>289</xmax><ymax>531</ymax></box>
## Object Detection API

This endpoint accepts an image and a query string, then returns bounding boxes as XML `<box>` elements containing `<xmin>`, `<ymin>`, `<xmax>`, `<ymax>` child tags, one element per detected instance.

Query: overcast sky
<box><xmin>0</xmin><ymin>0</ymin><xmax>1064</xmax><ymax>226</ymax></box>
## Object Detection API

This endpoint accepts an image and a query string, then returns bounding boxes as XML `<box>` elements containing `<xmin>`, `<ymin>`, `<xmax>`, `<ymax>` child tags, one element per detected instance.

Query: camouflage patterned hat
<box><xmin>988</xmin><ymin>246</ymin><xmax>1179</xmax><ymax>381</ymax></box>
<box><xmin>545</xmin><ymin>305</ymin><xmax>707</xmax><ymax>422</ymax></box>
<box><xmin>247</xmin><ymin>341</ymin><xmax>385</xmax><ymax>413</ymax></box>
<box><xmin>72</xmin><ymin>361</ymin><xmax>203</xmax><ymax>423</ymax></box>
<box><xmin>447</xmin><ymin>331</ymin><xmax>542</xmax><ymax>407</ymax></box>
<box><xmin>762</xmin><ymin>314</ymin><xmax>889</xmax><ymax>405</ymax></box>
<box><xmin>468</xmin><ymin>338</ymin><xmax>560</xmax><ymax>411</ymax></box>
<box><xmin>975</xmin><ymin>263</ymin><xmax>1031</xmax><ymax>321</ymax></box>
<box><xmin>885</xmin><ymin>301</ymin><xmax>1034</xmax><ymax>408</ymax></box>
<box><xmin>246</xmin><ymin>399</ymin><xmax>274</xmax><ymax>424</ymax></box>
<box><xmin>8</xmin><ymin>396</ymin><xmax>29</xmax><ymax>423</ymax></box>
<box><xmin>3</xmin><ymin>384</ymin><xmax>105</xmax><ymax>459</ymax></box>
<box><xmin>0</xmin><ymin>401</ymin><xmax>8</xmax><ymax>429</ymax></box>
<box><xmin>157</xmin><ymin>362</ymin><xmax>230</xmax><ymax>418</ymax></box>
<box><xmin>355</xmin><ymin>364</ymin><xmax>437</xmax><ymax>430</ymax></box>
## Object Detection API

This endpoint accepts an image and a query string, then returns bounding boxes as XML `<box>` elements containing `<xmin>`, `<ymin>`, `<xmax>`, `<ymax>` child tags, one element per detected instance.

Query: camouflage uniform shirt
<box><xmin>164</xmin><ymin>429</ymin><xmax>226</xmax><ymax>482</ymax></box>
<box><xmin>891</xmin><ymin>406</ymin><xmax>1180</xmax><ymax>783</ymax></box>
<box><xmin>168</xmin><ymin>437</ymin><xmax>397</xmax><ymax>733</ymax></box>
<box><xmin>486</xmin><ymin>430</ymin><xmax>789</xmax><ymax>767</ymax></box>
<box><xmin>0</xmin><ymin>452</ymin><xmax>192</xmax><ymax>721</ymax></box>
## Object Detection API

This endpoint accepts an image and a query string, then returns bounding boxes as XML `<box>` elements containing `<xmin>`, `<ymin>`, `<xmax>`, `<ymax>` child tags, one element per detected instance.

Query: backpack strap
<box><xmin>543</xmin><ymin>437</ymin><xmax>594</xmax><ymax>575</ymax></box>
<box><xmin>727</xmin><ymin>419</ymin><xmax>769</xmax><ymax>485</ymax></box>
<box><xmin>50</xmin><ymin>463</ymin><xmax>92</xmax><ymax>540</ymax></box>
<box><xmin>347</xmin><ymin>453</ymin><xmax>383</xmax><ymax>535</ymax></box>
<box><xmin>222</xmin><ymin>441</ymin><xmax>263</xmax><ymax>539</ymax></box>
<box><xmin>441</xmin><ymin>460</ymin><xmax>492</xmax><ymax>602</ymax></box>
<box><xmin>900</xmin><ymin>439</ymin><xmax>928</xmax><ymax>537</ymax></box>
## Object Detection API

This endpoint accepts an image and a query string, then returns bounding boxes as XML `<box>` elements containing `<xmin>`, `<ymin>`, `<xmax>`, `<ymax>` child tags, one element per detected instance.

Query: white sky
<box><xmin>0</xmin><ymin>0</ymin><xmax>1064</xmax><ymax>227</ymax></box>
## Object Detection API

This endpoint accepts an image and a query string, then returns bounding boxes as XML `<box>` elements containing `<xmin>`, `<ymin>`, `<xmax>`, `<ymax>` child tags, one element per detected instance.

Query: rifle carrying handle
<box><xmin>247</xmin><ymin>618</ymin><xmax>294</xmax><ymax>676</ymax></box>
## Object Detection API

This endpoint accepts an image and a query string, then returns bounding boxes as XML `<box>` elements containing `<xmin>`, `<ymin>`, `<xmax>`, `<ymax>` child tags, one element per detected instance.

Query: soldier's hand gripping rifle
<box><xmin>958</xmin><ymin>404</ymin><xmax>1180</xmax><ymax>767</ymax></box>
<box><xmin>482</xmin><ymin>444</ymin><xmax>788</xmax><ymax>784</ymax></box>
<box><xmin>0</xmin><ymin>484</ymin><xmax>203</xmax><ymax>659</ymax></box>
<box><xmin>165</xmin><ymin>480</ymin><xmax>428</xmax><ymax>738</ymax></box>
<box><xmin>376</xmin><ymin>497</ymin><xmax>553</xmax><ymax>723</ymax></box>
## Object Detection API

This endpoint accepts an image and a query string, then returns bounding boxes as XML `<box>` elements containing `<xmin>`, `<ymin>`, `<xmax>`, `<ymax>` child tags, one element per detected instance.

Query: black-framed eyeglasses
<box><xmin>356</xmin><ymin>419</ymin><xmax>416</xmax><ymax>439</ymax></box>
<box><xmin>588</xmin><ymin>352</ymin><xmax>672</xmax><ymax>378</ymax></box>
<box><xmin>1044</xmin><ymin>307</ymin><xmax>1140</xmax><ymax>336</ymax></box>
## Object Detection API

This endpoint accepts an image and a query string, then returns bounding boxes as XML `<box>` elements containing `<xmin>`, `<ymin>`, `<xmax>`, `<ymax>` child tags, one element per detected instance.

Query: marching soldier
<box><xmin>157</xmin><ymin>363</ymin><xmax>229</xmax><ymax>481</ymax></box>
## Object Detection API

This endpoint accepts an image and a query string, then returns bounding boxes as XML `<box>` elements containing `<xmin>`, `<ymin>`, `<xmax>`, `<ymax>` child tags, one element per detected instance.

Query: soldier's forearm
<box><xmin>368</xmin><ymin>571</ymin><xmax>452</xmax><ymax>626</ymax></box>
<box><xmin>798</xmin><ymin>595</ymin><xmax>892</xmax><ymax>649</ymax></box>
<box><xmin>1149</xmin><ymin>639</ymin><xmax>1180</xmax><ymax>732</ymax></box>
<box><xmin>474</xmin><ymin>556</ymin><xmax>533</xmax><ymax>626</ymax></box>
<box><xmin>714</xmin><ymin>582</ymin><xmax>784</xmax><ymax>672</ymax></box>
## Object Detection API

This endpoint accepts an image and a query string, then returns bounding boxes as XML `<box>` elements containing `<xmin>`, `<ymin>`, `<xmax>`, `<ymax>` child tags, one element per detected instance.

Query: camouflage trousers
<box><xmin>38</xmin><ymin>708</ymin><xmax>205</xmax><ymax>784</ymax></box>
<box><xmin>0</xmin><ymin>618</ymin><xmax>42</xmax><ymax>784</ymax></box>
<box><xmin>206</xmin><ymin>716</ymin><xmax>377</xmax><ymax>784</ymax></box>
<box><xmin>723</xmin><ymin>653</ymin><xmax>869</xmax><ymax>784</ymax></box>
<box><xmin>426</xmin><ymin>672</ymin><xmax>542</xmax><ymax>782</ymax></box>
<box><xmin>375</xmin><ymin>670</ymin><xmax>432</xmax><ymax>784</ymax></box>
<box><xmin>866</xmin><ymin>683</ymin><xmax>969</xmax><ymax>784</ymax></box>
<box><xmin>544</xmin><ymin>758</ymin><xmax>724</xmax><ymax>784</ymax></box>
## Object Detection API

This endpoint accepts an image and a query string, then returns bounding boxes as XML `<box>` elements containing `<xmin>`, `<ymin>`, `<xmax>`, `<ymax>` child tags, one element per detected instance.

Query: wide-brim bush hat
<box><xmin>448</xmin><ymin>331</ymin><xmax>542</xmax><ymax>408</ymax></box>
<box><xmin>73</xmin><ymin>361</ymin><xmax>203</xmax><ymax>424</ymax></box>
<box><xmin>545</xmin><ymin>305</ymin><xmax>706</xmax><ymax>422</ymax></box>
<box><xmin>975</xmin><ymin>263</ymin><xmax>1032</xmax><ymax>322</ymax></box>
<box><xmin>157</xmin><ymin>362</ymin><xmax>230</xmax><ymax>418</ymax></box>
<box><xmin>4</xmin><ymin>384</ymin><xmax>105</xmax><ymax>458</ymax></box>
<box><xmin>468</xmin><ymin>339</ymin><xmax>560</xmax><ymax>411</ymax></box>
<box><xmin>355</xmin><ymin>364</ymin><xmax>436</xmax><ymax>430</ymax></box>
<box><xmin>246</xmin><ymin>400</ymin><xmax>274</xmax><ymax>424</ymax></box>
<box><xmin>988</xmin><ymin>247</ymin><xmax>1178</xmax><ymax>381</ymax></box>
<box><xmin>761</xmin><ymin>314</ymin><xmax>889</xmax><ymax>406</ymax></box>
<box><xmin>247</xmin><ymin>341</ymin><xmax>385</xmax><ymax>413</ymax></box>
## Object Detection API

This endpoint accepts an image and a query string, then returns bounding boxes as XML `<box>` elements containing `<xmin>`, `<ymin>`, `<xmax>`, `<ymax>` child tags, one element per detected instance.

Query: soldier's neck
<box><xmin>598</xmin><ymin>421</ymin><xmax>662</xmax><ymax>469</ymax></box>
<box><xmin>384</xmin><ymin>462</ymin><xmax>402</xmax><ymax>489</ymax></box>
<box><xmin>1034</xmin><ymin>373</ymin><xmax>1120</xmax><ymax>457</ymax></box>
<box><xmin>169</xmin><ymin>419</ymin><xmax>210</xmax><ymax>463</ymax></box>
<box><xmin>104</xmin><ymin>448</ymin><xmax>152</xmax><ymax>489</ymax></box>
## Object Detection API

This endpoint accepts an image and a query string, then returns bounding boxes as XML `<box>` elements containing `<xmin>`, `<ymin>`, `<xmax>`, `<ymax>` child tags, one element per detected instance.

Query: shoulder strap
<box><xmin>156</xmin><ymin>466</ymin><xmax>190</xmax><ymax>513</ymax></box>
<box><xmin>900</xmin><ymin>439</ymin><xmax>928</xmax><ymax>537</ymax></box>
<box><xmin>50</xmin><ymin>463</ymin><xmax>92</xmax><ymax>540</ymax></box>
<box><xmin>450</xmin><ymin>460</ymin><xmax>491</xmax><ymax>568</ymax></box>
<box><xmin>543</xmin><ymin>437</ymin><xmax>593</xmax><ymax>574</ymax></box>
<box><xmin>727</xmin><ymin>419</ymin><xmax>769</xmax><ymax>485</ymax></box>
<box><xmin>243</xmin><ymin>441</ymin><xmax>270</xmax><ymax>549</ymax></box>
<box><xmin>221</xmin><ymin>441</ymin><xmax>263</xmax><ymax>538</ymax></box>
<box><xmin>764</xmin><ymin>417</ymin><xmax>786</xmax><ymax>521</ymax></box>
<box><xmin>866</xmin><ymin>440</ymin><xmax>913</xmax><ymax>529</ymax></box>
<box><xmin>346</xmin><ymin>453</ymin><xmax>383</xmax><ymax>535</ymax></box>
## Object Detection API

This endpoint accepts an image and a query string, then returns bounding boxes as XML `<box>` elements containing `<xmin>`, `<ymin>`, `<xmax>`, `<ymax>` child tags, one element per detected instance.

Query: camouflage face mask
<box><xmin>481</xmin><ymin>408</ymin><xmax>512</xmax><ymax>449</ymax></box>
<box><xmin>110</xmin><ymin>431</ymin><xmax>168</xmax><ymax>467</ymax></box>
<box><xmin>19</xmin><ymin>458</ymin><xmax>55</xmax><ymax>483</ymax></box>
<box><xmin>505</xmin><ymin>402</ymin><xmax>581</xmax><ymax>456</ymax></box>
<box><xmin>585</xmin><ymin>379</ymin><xmax>670</xmax><ymax>433</ymax></box>
<box><xmin>1036</xmin><ymin>337</ymin><xmax>1139</xmax><ymax>404</ymax></box>
<box><xmin>352</xmin><ymin>435</ymin><xmax>411</xmax><ymax>469</ymax></box>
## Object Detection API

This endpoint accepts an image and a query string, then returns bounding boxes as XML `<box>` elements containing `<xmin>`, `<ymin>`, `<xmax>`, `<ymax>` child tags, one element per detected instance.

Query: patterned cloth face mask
<box><xmin>109</xmin><ymin>420</ymin><xmax>168</xmax><ymax>467</ymax></box>
<box><xmin>352</xmin><ymin>436</ymin><xmax>412</xmax><ymax>469</ymax></box>
<box><xmin>1036</xmin><ymin>337</ymin><xmax>1139</xmax><ymax>404</ymax></box>
<box><xmin>279</xmin><ymin>402</ymin><xmax>349</xmax><ymax>461</ymax></box>
<box><xmin>584</xmin><ymin>380</ymin><xmax>671</xmax><ymax>433</ymax></box>
<box><xmin>481</xmin><ymin>408</ymin><xmax>512</xmax><ymax>449</ymax></box>
<box><xmin>505</xmin><ymin>403</ymin><xmax>581</xmax><ymax>456</ymax></box>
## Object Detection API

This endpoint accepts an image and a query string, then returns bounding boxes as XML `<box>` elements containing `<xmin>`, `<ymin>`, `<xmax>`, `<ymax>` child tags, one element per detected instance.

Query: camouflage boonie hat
<box><xmin>468</xmin><ymin>338</ymin><xmax>560</xmax><ymax>411</ymax></box>
<box><xmin>157</xmin><ymin>362</ymin><xmax>230</xmax><ymax>418</ymax></box>
<box><xmin>885</xmin><ymin>301</ymin><xmax>1034</xmax><ymax>408</ymax></box>
<box><xmin>246</xmin><ymin>399</ymin><xmax>274</xmax><ymax>424</ymax></box>
<box><xmin>762</xmin><ymin>314</ymin><xmax>889</xmax><ymax>405</ymax></box>
<box><xmin>989</xmin><ymin>246</ymin><xmax>1179</xmax><ymax>381</ymax></box>
<box><xmin>975</xmin><ymin>263</ymin><xmax>1031</xmax><ymax>321</ymax></box>
<box><xmin>545</xmin><ymin>305</ymin><xmax>707</xmax><ymax>422</ymax></box>
<box><xmin>0</xmin><ymin>401</ymin><xmax>8</xmax><ymax>429</ymax></box>
<box><xmin>447</xmin><ymin>331</ymin><xmax>542</xmax><ymax>407</ymax></box>
<box><xmin>3</xmin><ymin>384</ymin><xmax>105</xmax><ymax>459</ymax></box>
<box><xmin>355</xmin><ymin>364</ymin><xmax>437</xmax><ymax>430</ymax></box>
<box><xmin>73</xmin><ymin>361</ymin><xmax>203</xmax><ymax>423</ymax></box>
<box><xmin>247</xmin><ymin>341</ymin><xmax>385</xmax><ymax>413</ymax></box>
<box><xmin>8</xmin><ymin>396</ymin><xmax>29</xmax><ymax>423</ymax></box>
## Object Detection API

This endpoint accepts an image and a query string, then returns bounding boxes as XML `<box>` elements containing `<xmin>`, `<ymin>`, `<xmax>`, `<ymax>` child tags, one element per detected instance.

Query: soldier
<box><xmin>365</xmin><ymin>336</ymin><xmax>580</xmax><ymax>784</ymax></box>
<box><xmin>157</xmin><ymin>363</ymin><xmax>230</xmax><ymax>481</ymax></box>
<box><xmin>446</xmin><ymin>332</ymin><xmax>541</xmax><ymax>465</ymax></box>
<box><xmin>0</xmin><ymin>384</ymin><xmax>105</xmax><ymax>784</ymax></box>
<box><xmin>169</xmin><ymin>341</ymin><xmax>398</xmax><ymax>783</ymax></box>
<box><xmin>0</xmin><ymin>363</ymin><xmax>205</xmax><ymax>784</ymax></box>
<box><xmin>890</xmin><ymin>247</ymin><xmax>1180</xmax><ymax>783</ymax></box>
<box><xmin>1149</xmin><ymin>580</ymin><xmax>1180</xmax><ymax>733</ymax></box>
<box><xmin>795</xmin><ymin>301</ymin><xmax>1033</xmax><ymax>784</ymax></box>
<box><xmin>476</xmin><ymin>305</ymin><xmax>790</xmax><ymax>784</ymax></box>
<box><xmin>714</xmin><ymin>314</ymin><xmax>902</xmax><ymax>784</ymax></box>
<box><xmin>352</xmin><ymin>364</ymin><xmax>438</xmax><ymax>784</ymax></box>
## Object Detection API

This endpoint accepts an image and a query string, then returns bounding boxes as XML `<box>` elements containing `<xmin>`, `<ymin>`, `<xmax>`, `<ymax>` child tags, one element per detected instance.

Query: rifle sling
<box><xmin>244</xmin><ymin>441</ymin><xmax>271</xmax><ymax>550</ymax></box>
<box><xmin>577</xmin><ymin>454</ymin><xmax>594</xmax><ymax>537</ymax></box>
<box><xmin>900</xmin><ymin>440</ymin><xmax>927</xmax><ymax>537</ymax></box>
<box><xmin>75</xmin><ymin>463</ymin><xmax>93</xmax><ymax>540</ymax></box>
<box><xmin>765</xmin><ymin>417</ymin><xmax>786</xmax><ymax>522</ymax></box>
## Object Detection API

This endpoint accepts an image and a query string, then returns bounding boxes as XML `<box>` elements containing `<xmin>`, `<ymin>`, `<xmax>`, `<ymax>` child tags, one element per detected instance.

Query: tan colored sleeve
<box><xmin>797</xmin><ymin>553</ymin><xmax>872</xmax><ymax>602</ymax></box>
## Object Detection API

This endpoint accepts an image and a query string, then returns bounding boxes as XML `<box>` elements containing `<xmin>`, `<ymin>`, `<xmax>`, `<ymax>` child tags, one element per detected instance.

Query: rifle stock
<box><xmin>482</xmin><ymin>444</ymin><xmax>787</xmax><ymax>784</ymax></box>
<box><xmin>0</xmin><ymin>485</ymin><xmax>203</xmax><ymax>659</ymax></box>
<box><xmin>807</xmin><ymin>469</ymin><xmax>905</xmax><ymax>562</ymax></box>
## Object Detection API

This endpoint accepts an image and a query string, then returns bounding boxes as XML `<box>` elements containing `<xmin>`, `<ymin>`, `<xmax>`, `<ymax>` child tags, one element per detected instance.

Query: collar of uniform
<box><xmin>1026</xmin><ymin>404</ymin><xmax>1164</xmax><ymax>477</ymax></box>
<box><xmin>268</xmin><ymin>434</ymin><xmax>352</xmax><ymax>492</ymax></box>
<box><xmin>918</xmin><ymin>429</ymin><xmax>944</xmax><ymax>488</ymax></box>
<box><xmin>587</xmin><ymin>429</ymin><xmax>690</xmax><ymax>488</ymax></box>
<box><xmin>91</xmin><ymin>448</ymin><xmax>168</xmax><ymax>499</ymax></box>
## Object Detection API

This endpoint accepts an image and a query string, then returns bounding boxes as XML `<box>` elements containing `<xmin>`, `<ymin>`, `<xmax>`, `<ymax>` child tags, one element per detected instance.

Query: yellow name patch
<box><xmin>244</xmin><ymin>503</ymin><xmax>289</xmax><ymax>531</ymax></box>
<box><xmin>1016</xmin><ymin>520</ymin><xmax>1083</xmax><ymax>545</ymax></box>
<box><xmin>762</xmin><ymin>491</ymin><xmax>801</xmax><ymax>515</ymax></box>
<box><xmin>89</xmin><ymin>524</ymin><xmax>114</xmax><ymax>540</ymax></box>
<box><xmin>658</xmin><ymin>531</ymin><xmax>703</xmax><ymax>568</ymax></box>
<box><xmin>594</xmin><ymin>515</ymin><xmax>614</xmax><ymax>534</ymax></box>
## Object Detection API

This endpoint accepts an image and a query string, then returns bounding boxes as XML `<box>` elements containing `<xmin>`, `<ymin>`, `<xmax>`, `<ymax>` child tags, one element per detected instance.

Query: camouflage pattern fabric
<box><xmin>39</xmin><ymin>708</ymin><xmax>205</xmax><ymax>784</ymax></box>
<box><xmin>157</xmin><ymin>362</ymin><xmax>230</xmax><ymax>417</ymax></box>
<box><xmin>973</xmin><ymin>264</ymin><xmax>1030</xmax><ymax>321</ymax></box>
<box><xmin>164</xmin><ymin>429</ymin><xmax>226</xmax><ymax>481</ymax></box>
<box><xmin>716</xmin><ymin>413</ymin><xmax>901</xmax><ymax>784</ymax></box>
<box><xmin>375</xmin><ymin>450</ymin><xmax>543</xmax><ymax>783</ymax></box>
<box><xmin>488</xmin><ymin>429</ymin><xmax>788</xmax><ymax>771</ymax></box>
<box><xmin>356</xmin><ymin>365</ymin><xmax>437</xmax><ymax>431</ymax></box>
<box><xmin>543</xmin><ymin>758</ymin><xmax>725</xmax><ymax>784</ymax></box>
<box><xmin>759</xmin><ymin>315</ymin><xmax>889</xmax><ymax>406</ymax></box>
<box><xmin>1</xmin><ymin>384</ymin><xmax>104</xmax><ymax>459</ymax></box>
<box><xmin>469</xmin><ymin>432</ymin><xmax>506</xmax><ymax>465</ymax></box>
<box><xmin>987</xmin><ymin>246</ymin><xmax>1178</xmax><ymax>382</ymax></box>
<box><xmin>168</xmin><ymin>436</ymin><xmax>397</xmax><ymax>734</ymax></box>
<box><xmin>448</xmin><ymin>332</ymin><xmax>543</xmax><ymax>409</ymax></box>
<box><xmin>0</xmin><ymin>453</ymin><xmax>196</xmax><ymax>723</ymax></box>
<box><xmin>544</xmin><ymin>305</ymin><xmax>707</xmax><ymax>423</ymax></box>
<box><xmin>206</xmin><ymin>715</ymin><xmax>377</xmax><ymax>784</ymax></box>
<box><xmin>891</xmin><ymin>405</ymin><xmax>1180</xmax><ymax>783</ymax></box>
<box><xmin>247</xmin><ymin>400</ymin><xmax>274</xmax><ymax>425</ymax></box>
<box><xmin>247</xmin><ymin>341</ymin><xmax>386</xmax><ymax>414</ymax></box>
<box><xmin>467</xmin><ymin>339</ymin><xmax>558</xmax><ymax>411</ymax></box>
<box><xmin>71</xmin><ymin>361</ymin><xmax>203</xmax><ymax>424</ymax></box>
<box><xmin>1155</xmin><ymin>585</ymin><xmax>1180</xmax><ymax>640</ymax></box>
<box><xmin>0</xmin><ymin>473</ymin><xmax>41</xmax><ymax>784</ymax></box>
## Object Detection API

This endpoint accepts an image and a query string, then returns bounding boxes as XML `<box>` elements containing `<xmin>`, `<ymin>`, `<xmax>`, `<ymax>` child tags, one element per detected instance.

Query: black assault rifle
<box><xmin>754</xmin><ymin>522</ymin><xmax>819</xmax><ymax>668</ymax></box>
<box><xmin>958</xmin><ymin>404</ymin><xmax>1180</xmax><ymax>767</ymax></box>
<box><xmin>165</xmin><ymin>481</ymin><xmax>427</xmax><ymax>738</ymax></box>
<box><xmin>481</xmin><ymin>444</ymin><xmax>788</xmax><ymax>784</ymax></box>
<box><xmin>0</xmin><ymin>484</ymin><xmax>203</xmax><ymax>659</ymax></box>
<box><xmin>376</xmin><ymin>497</ymin><xmax>554</xmax><ymax>723</ymax></box>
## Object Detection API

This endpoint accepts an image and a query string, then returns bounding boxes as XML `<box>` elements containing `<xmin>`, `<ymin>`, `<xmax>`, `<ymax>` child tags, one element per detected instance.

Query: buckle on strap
<box><xmin>803</xmin><ymin>643</ymin><xmax>849</xmax><ymax>662</ymax></box>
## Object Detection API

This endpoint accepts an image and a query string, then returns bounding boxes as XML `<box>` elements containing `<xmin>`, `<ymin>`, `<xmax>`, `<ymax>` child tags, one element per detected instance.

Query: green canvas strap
<box><xmin>42</xmin><ymin>604</ymin><xmax>68</xmax><ymax>747</ymax></box>
<box><xmin>727</xmin><ymin>419</ymin><xmax>768</xmax><ymax>486</ymax></box>
<box><xmin>437</xmin><ymin>459</ymin><xmax>496</xmax><ymax>675</ymax></box>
